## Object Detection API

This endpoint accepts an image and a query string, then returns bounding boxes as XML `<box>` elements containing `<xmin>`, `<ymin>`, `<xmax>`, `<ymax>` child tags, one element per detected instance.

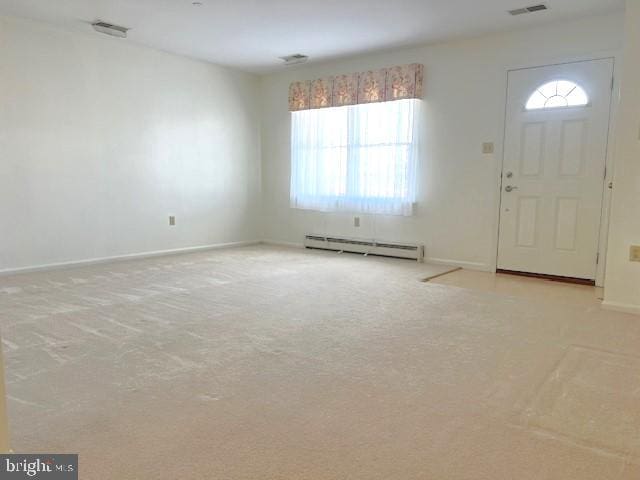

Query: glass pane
<box><xmin>302</xmin><ymin>106</ymin><xmax>347</xmax><ymax>148</ymax></box>
<box><xmin>526</xmin><ymin>91</ymin><xmax>547</xmax><ymax>110</ymax></box>
<box><xmin>525</xmin><ymin>81</ymin><xmax>588</xmax><ymax>110</ymax></box>
<box><xmin>538</xmin><ymin>82</ymin><xmax>557</xmax><ymax>98</ymax></box>
<box><xmin>351</xmin><ymin>145</ymin><xmax>409</xmax><ymax>199</ymax></box>
<box><xmin>566</xmin><ymin>86</ymin><xmax>589</xmax><ymax>106</ymax></box>
<box><xmin>545</xmin><ymin>95</ymin><xmax>569</xmax><ymax>108</ymax></box>
<box><xmin>349</xmin><ymin>99</ymin><xmax>414</xmax><ymax>145</ymax></box>
<box><xmin>315</xmin><ymin>147</ymin><xmax>347</xmax><ymax>196</ymax></box>
<box><xmin>556</xmin><ymin>80</ymin><xmax>577</xmax><ymax>97</ymax></box>
<box><xmin>290</xmin><ymin>98</ymin><xmax>419</xmax><ymax>213</ymax></box>
<box><xmin>347</xmin><ymin>100</ymin><xmax>415</xmax><ymax>200</ymax></box>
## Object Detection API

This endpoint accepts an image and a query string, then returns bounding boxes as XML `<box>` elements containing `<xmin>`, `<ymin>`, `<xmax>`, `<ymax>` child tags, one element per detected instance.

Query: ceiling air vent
<box><xmin>508</xmin><ymin>4</ymin><xmax>548</xmax><ymax>15</ymax></box>
<box><xmin>279</xmin><ymin>54</ymin><xmax>309</xmax><ymax>66</ymax></box>
<box><xmin>92</xmin><ymin>21</ymin><xmax>129</xmax><ymax>38</ymax></box>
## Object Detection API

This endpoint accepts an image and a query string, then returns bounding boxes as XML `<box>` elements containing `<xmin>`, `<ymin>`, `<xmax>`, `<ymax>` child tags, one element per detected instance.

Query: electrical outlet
<box><xmin>354</xmin><ymin>216</ymin><xmax>360</xmax><ymax>227</ymax></box>
<box><xmin>482</xmin><ymin>142</ymin><xmax>494</xmax><ymax>154</ymax></box>
<box><xmin>169</xmin><ymin>215</ymin><xmax>176</xmax><ymax>226</ymax></box>
<box><xmin>630</xmin><ymin>245</ymin><xmax>640</xmax><ymax>262</ymax></box>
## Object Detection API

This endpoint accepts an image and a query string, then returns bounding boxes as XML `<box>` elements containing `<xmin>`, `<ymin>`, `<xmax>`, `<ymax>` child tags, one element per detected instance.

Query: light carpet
<box><xmin>1</xmin><ymin>245</ymin><xmax>639</xmax><ymax>479</ymax></box>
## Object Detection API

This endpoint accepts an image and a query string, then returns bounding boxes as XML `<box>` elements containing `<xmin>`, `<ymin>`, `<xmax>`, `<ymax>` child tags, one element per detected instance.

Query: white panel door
<box><xmin>497</xmin><ymin>59</ymin><xmax>613</xmax><ymax>280</ymax></box>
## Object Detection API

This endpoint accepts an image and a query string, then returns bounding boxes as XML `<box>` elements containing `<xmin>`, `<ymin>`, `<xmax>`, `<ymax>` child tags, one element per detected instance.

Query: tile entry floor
<box><xmin>430</xmin><ymin>268</ymin><xmax>604</xmax><ymax>307</ymax></box>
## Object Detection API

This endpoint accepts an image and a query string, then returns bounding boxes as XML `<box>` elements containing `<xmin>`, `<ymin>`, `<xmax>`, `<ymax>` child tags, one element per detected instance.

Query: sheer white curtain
<box><xmin>290</xmin><ymin>99</ymin><xmax>420</xmax><ymax>216</ymax></box>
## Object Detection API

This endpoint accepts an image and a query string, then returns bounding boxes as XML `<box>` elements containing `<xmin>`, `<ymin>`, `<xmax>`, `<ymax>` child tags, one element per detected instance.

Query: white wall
<box><xmin>603</xmin><ymin>1</ymin><xmax>640</xmax><ymax>314</ymax></box>
<box><xmin>0</xmin><ymin>341</ymin><xmax>8</xmax><ymax>452</ymax></box>
<box><xmin>0</xmin><ymin>11</ymin><xmax>630</xmax><ymax>279</ymax></box>
<box><xmin>0</xmin><ymin>15</ymin><xmax>262</xmax><ymax>272</ymax></box>
<box><xmin>259</xmin><ymin>13</ymin><xmax>624</xmax><ymax>270</ymax></box>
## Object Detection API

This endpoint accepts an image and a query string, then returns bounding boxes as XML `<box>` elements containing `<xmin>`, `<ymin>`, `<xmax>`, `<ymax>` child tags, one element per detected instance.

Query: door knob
<box><xmin>505</xmin><ymin>185</ymin><xmax>518</xmax><ymax>192</ymax></box>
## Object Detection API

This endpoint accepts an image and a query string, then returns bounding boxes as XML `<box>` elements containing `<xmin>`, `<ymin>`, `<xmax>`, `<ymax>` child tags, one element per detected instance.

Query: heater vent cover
<box><xmin>304</xmin><ymin>234</ymin><xmax>424</xmax><ymax>262</ymax></box>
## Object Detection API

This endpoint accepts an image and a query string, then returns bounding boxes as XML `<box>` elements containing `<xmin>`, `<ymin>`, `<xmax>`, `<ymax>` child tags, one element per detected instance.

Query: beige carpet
<box><xmin>1</xmin><ymin>245</ymin><xmax>639</xmax><ymax>479</ymax></box>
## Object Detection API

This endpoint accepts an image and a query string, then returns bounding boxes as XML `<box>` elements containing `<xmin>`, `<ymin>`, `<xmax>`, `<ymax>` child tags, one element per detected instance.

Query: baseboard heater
<box><xmin>304</xmin><ymin>234</ymin><xmax>424</xmax><ymax>262</ymax></box>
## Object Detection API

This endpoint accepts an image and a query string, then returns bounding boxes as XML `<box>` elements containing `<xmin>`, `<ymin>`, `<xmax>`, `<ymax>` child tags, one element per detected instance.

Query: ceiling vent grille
<box><xmin>508</xmin><ymin>4</ymin><xmax>548</xmax><ymax>15</ymax></box>
<box><xmin>279</xmin><ymin>54</ymin><xmax>309</xmax><ymax>66</ymax></box>
<box><xmin>92</xmin><ymin>21</ymin><xmax>129</xmax><ymax>38</ymax></box>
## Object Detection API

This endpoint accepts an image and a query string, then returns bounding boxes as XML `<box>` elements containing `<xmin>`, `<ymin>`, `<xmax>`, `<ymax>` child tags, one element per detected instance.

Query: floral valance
<box><xmin>288</xmin><ymin>63</ymin><xmax>424</xmax><ymax>112</ymax></box>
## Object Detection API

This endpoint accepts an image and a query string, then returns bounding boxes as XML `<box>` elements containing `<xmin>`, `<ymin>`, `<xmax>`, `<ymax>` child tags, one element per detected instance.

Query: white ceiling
<box><xmin>0</xmin><ymin>0</ymin><xmax>624</xmax><ymax>73</ymax></box>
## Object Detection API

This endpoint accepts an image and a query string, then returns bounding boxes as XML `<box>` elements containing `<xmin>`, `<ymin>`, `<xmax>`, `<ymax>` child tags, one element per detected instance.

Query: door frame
<box><xmin>494</xmin><ymin>57</ymin><xmax>618</xmax><ymax>287</ymax></box>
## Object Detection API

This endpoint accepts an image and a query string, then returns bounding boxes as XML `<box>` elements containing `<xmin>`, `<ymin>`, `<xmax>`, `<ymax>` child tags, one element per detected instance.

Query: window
<box><xmin>290</xmin><ymin>99</ymin><xmax>419</xmax><ymax>216</ymax></box>
<box><xmin>525</xmin><ymin>80</ymin><xmax>588</xmax><ymax>110</ymax></box>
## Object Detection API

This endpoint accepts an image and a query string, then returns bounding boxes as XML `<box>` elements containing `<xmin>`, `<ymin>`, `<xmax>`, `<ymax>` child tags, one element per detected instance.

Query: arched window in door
<box><xmin>525</xmin><ymin>80</ymin><xmax>589</xmax><ymax>110</ymax></box>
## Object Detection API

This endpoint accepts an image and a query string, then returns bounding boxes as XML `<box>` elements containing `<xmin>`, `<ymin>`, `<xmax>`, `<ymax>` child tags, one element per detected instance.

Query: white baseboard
<box><xmin>601</xmin><ymin>300</ymin><xmax>640</xmax><ymax>316</ymax></box>
<box><xmin>0</xmin><ymin>240</ymin><xmax>261</xmax><ymax>276</ymax></box>
<box><xmin>261</xmin><ymin>239</ymin><xmax>305</xmax><ymax>249</ymax></box>
<box><xmin>425</xmin><ymin>257</ymin><xmax>492</xmax><ymax>272</ymax></box>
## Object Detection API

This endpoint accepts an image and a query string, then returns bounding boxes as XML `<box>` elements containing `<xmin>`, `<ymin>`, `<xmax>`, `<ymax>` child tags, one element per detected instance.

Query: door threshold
<box><xmin>496</xmin><ymin>269</ymin><xmax>595</xmax><ymax>286</ymax></box>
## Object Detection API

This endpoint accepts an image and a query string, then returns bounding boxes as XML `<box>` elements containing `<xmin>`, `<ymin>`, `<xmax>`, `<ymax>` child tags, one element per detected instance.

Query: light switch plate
<box><xmin>482</xmin><ymin>142</ymin><xmax>494</xmax><ymax>154</ymax></box>
<box><xmin>630</xmin><ymin>245</ymin><xmax>640</xmax><ymax>262</ymax></box>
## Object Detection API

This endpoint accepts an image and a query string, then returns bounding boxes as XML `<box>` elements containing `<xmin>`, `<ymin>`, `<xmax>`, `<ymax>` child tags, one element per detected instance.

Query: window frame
<box><xmin>289</xmin><ymin>98</ymin><xmax>420</xmax><ymax>216</ymax></box>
